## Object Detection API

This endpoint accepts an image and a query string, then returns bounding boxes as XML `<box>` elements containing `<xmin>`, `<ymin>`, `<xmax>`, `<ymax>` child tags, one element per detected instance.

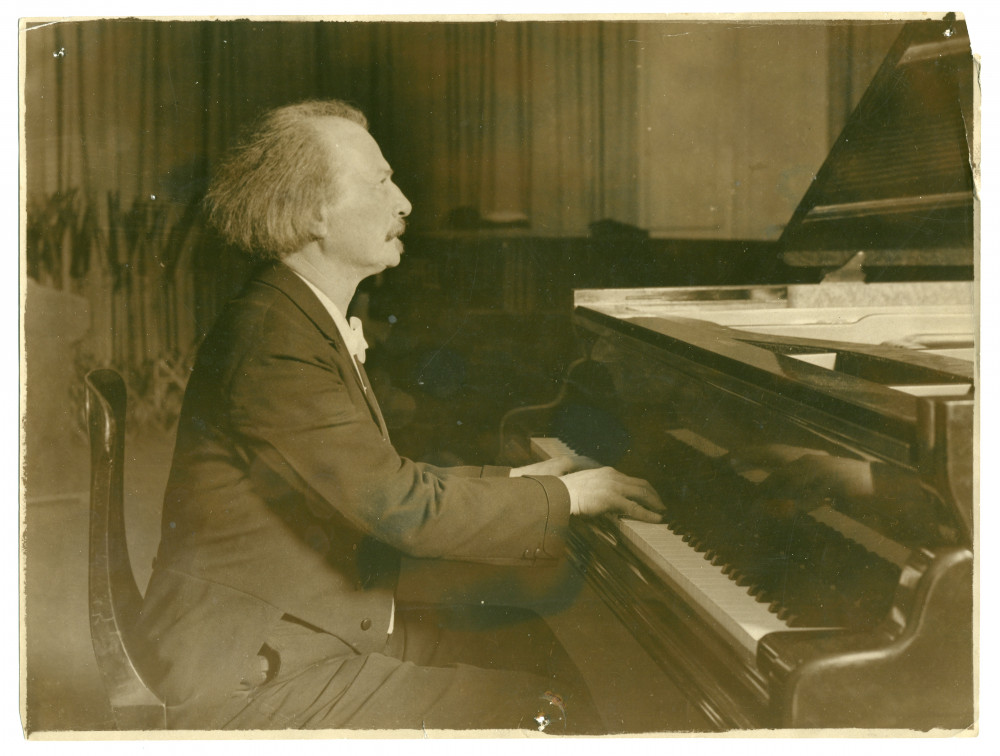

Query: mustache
<box><xmin>386</xmin><ymin>220</ymin><xmax>407</xmax><ymax>241</ymax></box>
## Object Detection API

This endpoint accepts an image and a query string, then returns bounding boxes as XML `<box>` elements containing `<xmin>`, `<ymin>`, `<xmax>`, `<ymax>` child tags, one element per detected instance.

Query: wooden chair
<box><xmin>85</xmin><ymin>369</ymin><xmax>167</xmax><ymax>730</ymax></box>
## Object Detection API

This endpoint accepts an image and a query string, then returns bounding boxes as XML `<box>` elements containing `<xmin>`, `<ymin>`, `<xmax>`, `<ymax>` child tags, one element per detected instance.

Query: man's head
<box><xmin>308</xmin><ymin>115</ymin><xmax>413</xmax><ymax>278</ymax></box>
<box><xmin>206</xmin><ymin>100</ymin><xmax>410</xmax><ymax>267</ymax></box>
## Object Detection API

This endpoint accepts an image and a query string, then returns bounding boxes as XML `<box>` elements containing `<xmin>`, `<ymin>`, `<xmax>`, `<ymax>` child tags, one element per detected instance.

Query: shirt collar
<box><xmin>291</xmin><ymin>272</ymin><xmax>368</xmax><ymax>364</ymax></box>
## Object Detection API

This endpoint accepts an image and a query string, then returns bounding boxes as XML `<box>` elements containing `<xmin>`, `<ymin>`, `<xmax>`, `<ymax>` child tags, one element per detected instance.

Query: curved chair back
<box><xmin>85</xmin><ymin>369</ymin><xmax>166</xmax><ymax>729</ymax></box>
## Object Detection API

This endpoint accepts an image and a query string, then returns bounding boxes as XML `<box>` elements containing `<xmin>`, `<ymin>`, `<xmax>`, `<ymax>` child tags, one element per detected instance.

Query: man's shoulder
<box><xmin>243</xmin><ymin>263</ymin><xmax>339</xmax><ymax>335</ymax></box>
<box><xmin>188</xmin><ymin>262</ymin><xmax>350</xmax><ymax>395</ymax></box>
<box><xmin>197</xmin><ymin>267</ymin><xmax>327</xmax><ymax>366</ymax></box>
<box><xmin>217</xmin><ymin>263</ymin><xmax>323</xmax><ymax>331</ymax></box>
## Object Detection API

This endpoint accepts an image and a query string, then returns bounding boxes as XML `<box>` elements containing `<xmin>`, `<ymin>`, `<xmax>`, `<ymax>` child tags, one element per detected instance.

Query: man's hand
<box><xmin>510</xmin><ymin>454</ymin><xmax>602</xmax><ymax>478</ymax></box>
<box><xmin>559</xmin><ymin>467</ymin><xmax>665</xmax><ymax>523</ymax></box>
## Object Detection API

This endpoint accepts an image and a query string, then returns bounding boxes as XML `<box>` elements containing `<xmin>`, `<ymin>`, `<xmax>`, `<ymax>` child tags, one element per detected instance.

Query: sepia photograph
<box><xmin>18</xmin><ymin>9</ymin><xmax>979</xmax><ymax>740</ymax></box>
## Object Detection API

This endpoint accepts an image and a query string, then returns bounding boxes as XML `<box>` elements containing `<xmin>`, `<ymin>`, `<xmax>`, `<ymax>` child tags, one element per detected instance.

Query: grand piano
<box><xmin>501</xmin><ymin>16</ymin><xmax>976</xmax><ymax>730</ymax></box>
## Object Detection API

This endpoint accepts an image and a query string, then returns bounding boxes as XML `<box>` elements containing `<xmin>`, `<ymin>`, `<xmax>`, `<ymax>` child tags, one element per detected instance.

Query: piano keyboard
<box><xmin>531</xmin><ymin>436</ymin><xmax>578</xmax><ymax>459</ymax></box>
<box><xmin>531</xmin><ymin>436</ymin><xmax>835</xmax><ymax>664</ymax></box>
<box><xmin>615</xmin><ymin>519</ymin><xmax>794</xmax><ymax>663</ymax></box>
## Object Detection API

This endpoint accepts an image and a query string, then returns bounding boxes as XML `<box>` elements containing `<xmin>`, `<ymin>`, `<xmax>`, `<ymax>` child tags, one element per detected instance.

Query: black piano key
<box><xmin>659</xmin><ymin>471</ymin><xmax>902</xmax><ymax>632</ymax></box>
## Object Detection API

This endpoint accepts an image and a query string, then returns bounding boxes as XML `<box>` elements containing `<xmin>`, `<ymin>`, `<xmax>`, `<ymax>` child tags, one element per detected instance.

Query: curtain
<box><xmin>23</xmin><ymin>19</ymin><xmax>639</xmax><ymax>377</ymax></box>
<box><xmin>24</xmin><ymin>19</ymin><xmax>638</xmax><ymax>227</ymax></box>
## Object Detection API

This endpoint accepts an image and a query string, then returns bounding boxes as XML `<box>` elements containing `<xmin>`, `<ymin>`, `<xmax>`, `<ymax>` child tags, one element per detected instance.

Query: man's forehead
<box><xmin>316</xmin><ymin>117</ymin><xmax>388</xmax><ymax>170</ymax></box>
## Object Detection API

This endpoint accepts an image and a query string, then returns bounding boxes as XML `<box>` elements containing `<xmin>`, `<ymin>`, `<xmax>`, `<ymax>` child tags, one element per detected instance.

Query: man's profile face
<box><xmin>314</xmin><ymin>118</ymin><xmax>412</xmax><ymax>277</ymax></box>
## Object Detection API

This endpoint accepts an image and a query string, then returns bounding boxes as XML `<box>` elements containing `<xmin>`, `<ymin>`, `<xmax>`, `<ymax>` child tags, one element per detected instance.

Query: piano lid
<box><xmin>780</xmin><ymin>15</ymin><xmax>976</xmax><ymax>269</ymax></box>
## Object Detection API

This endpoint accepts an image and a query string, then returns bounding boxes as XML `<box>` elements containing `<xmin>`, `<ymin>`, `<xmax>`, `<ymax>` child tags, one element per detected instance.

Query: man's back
<box><xmin>134</xmin><ymin>262</ymin><xmax>572</xmax><ymax>728</ymax></box>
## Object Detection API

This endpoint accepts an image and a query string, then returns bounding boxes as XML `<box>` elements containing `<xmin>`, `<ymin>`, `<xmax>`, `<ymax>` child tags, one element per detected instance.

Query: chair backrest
<box><xmin>85</xmin><ymin>369</ymin><xmax>166</xmax><ymax>730</ymax></box>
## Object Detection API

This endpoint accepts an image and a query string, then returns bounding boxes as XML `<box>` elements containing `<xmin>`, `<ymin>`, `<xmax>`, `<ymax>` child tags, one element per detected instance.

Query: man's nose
<box><xmin>395</xmin><ymin>185</ymin><xmax>412</xmax><ymax>218</ymax></box>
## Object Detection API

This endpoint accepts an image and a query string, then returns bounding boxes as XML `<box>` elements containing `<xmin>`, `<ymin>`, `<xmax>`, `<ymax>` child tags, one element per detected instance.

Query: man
<box><xmin>134</xmin><ymin>100</ymin><xmax>664</xmax><ymax>732</ymax></box>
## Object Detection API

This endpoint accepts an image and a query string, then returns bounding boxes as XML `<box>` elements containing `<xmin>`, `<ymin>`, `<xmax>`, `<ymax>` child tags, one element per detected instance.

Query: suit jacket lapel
<box><xmin>353</xmin><ymin>357</ymin><xmax>390</xmax><ymax>439</ymax></box>
<box><xmin>252</xmin><ymin>262</ymin><xmax>390</xmax><ymax>439</ymax></box>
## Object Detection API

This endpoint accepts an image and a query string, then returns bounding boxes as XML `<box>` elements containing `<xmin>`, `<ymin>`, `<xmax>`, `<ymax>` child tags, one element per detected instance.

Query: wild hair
<box><xmin>205</xmin><ymin>100</ymin><xmax>369</xmax><ymax>260</ymax></box>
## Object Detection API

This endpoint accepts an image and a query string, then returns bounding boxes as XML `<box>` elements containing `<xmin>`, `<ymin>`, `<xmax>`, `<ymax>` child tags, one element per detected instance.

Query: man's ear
<box><xmin>306</xmin><ymin>204</ymin><xmax>329</xmax><ymax>240</ymax></box>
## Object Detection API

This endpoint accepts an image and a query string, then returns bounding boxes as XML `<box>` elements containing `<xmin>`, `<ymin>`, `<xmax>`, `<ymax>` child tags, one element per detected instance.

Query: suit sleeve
<box><xmin>227</xmin><ymin>302</ymin><xmax>569</xmax><ymax>565</ymax></box>
<box><xmin>417</xmin><ymin>463</ymin><xmax>512</xmax><ymax>478</ymax></box>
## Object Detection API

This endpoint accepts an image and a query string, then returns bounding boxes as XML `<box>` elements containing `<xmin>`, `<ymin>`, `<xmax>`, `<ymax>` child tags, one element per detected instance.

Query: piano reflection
<box><xmin>501</xmin><ymin>16</ymin><xmax>976</xmax><ymax>730</ymax></box>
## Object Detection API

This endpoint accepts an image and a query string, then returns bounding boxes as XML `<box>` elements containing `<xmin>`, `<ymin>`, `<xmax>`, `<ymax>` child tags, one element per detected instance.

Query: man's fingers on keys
<box><xmin>611</xmin><ymin>472</ymin><xmax>666</xmax><ymax>512</ymax></box>
<box><xmin>617</xmin><ymin>497</ymin><xmax>664</xmax><ymax>523</ymax></box>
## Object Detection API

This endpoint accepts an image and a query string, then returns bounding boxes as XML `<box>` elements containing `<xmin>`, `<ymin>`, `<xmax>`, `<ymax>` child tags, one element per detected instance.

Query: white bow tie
<box><xmin>346</xmin><ymin>316</ymin><xmax>369</xmax><ymax>364</ymax></box>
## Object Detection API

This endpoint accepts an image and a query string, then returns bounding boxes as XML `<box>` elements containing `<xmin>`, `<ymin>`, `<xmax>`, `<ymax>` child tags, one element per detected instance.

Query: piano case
<box><xmin>504</xmin><ymin>15</ymin><xmax>976</xmax><ymax>731</ymax></box>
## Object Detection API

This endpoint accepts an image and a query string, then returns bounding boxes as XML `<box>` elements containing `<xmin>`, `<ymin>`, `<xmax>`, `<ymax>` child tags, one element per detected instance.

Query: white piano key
<box><xmin>615</xmin><ymin>518</ymin><xmax>803</xmax><ymax>664</ymax></box>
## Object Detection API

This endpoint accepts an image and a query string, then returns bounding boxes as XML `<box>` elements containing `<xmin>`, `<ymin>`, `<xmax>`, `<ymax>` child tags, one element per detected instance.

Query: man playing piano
<box><xmin>132</xmin><ymin>99</ymin><xmax>665</xmax><ymax>733</ymax></box>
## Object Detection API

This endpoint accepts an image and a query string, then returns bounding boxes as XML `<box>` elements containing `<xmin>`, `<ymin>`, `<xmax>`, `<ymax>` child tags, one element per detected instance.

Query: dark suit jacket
<box><xmin>134</xmin><ymin>262</ymin><xmax>571</xmax><ymax>728</ymax></box>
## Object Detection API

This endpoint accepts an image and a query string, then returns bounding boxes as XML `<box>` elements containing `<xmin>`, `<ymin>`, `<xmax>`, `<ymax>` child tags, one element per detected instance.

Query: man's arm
<box><xmin>227</xmin><ymin>302</ymin><xmax>571</xmax><ymax>565</ymax></box>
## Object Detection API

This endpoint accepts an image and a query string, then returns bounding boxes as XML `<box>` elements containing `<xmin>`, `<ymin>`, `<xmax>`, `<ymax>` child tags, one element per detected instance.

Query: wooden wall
<box><xmin>635</xmin><ymin>20</ymin><xmax>900</xmax><ymax>239</ymax></box>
